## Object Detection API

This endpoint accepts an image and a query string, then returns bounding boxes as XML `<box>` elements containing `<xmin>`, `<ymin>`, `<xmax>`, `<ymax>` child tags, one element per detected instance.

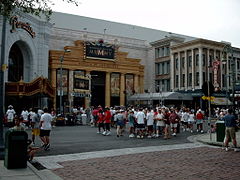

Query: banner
<box><xmin>125</xmin><ymin>74</ymin><xmax>134</xmax><ymax>94</ymax></box>
<box><xmin>57</xmin><ymin>69</ymin><xmax>68</xmax><ymax>95</ymax></box>
<box><xmin>111</xmin><ymin>73</ymin><xmax>120</xmax><ymax>97</ymax></box>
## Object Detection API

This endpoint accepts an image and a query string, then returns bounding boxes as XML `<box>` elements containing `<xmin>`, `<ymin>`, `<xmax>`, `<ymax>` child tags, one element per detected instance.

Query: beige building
<box><xmin>151</xmin><ymin>37</ymin><xmax>240</xmax><ymax>107</ymax></box>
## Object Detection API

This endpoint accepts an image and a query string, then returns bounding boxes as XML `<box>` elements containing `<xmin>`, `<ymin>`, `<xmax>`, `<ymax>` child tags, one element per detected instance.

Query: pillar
<box><xmin>51</xmin><ymin>69</ymin><xmax>57</xmax><ymax>111</ymax></box>
<box><xmin>170</xmin><ymin>53</ymin><xmax>174</xmax><ymax>91</ymax></box>
<box><xmin>191</xmin><ymin>49</ymin><xmax>195</xmax><ymax>89</ymax></box>
<box><xmin>120</xmin><ymin>73</ymin><xmax>125</xmax><ymax>106</ymax></box>
<box><xmin>178</xmin><ymin>52</ymin><xmax>181</xmax><ymax>89</ymax></box>
<box><xmin>105</xmin><ymin>72</ymin><xmax>111</xmax><ymax>107</ymax></box>
<box><xmin>184</xmin><ymin>51</ymin><xmax>188</xmax><ymax>89</ymax></box>
<box><xmin>85</xmin><ymin>70</ymin><xmax>91</xmax><ymax>108</ymax></box>
<box><xmin>199</xmin><ymin>47</ymin><xmax>203</xmax><ymax>87</ymax></box>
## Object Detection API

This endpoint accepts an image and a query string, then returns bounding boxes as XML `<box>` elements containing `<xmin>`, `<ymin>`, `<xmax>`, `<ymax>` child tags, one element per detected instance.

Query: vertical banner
<box><xmin>212</xmin><ymin>60</ymin><xmax>220</xmax><ymax>91</ymax></box>
<box><xmin>57</xmin><ymin>69</ymin><xmax>69</xmax><ymax>95</ymax></box>
<box><xmin>111</xmin><ymin>73</ymin><xmax>120</xmax><ymax>97</ymax></box>
<box><xmin>125</xmin><ymin>74</ymin><xmax>134</xmax><ymax>94</ymax></box>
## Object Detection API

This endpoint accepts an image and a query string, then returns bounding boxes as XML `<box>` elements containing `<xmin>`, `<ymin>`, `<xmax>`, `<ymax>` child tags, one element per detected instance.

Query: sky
<box><xmin>51</xmin><ymin>0</ymin><xmax>240</xmax><ymax>47</ymax></box>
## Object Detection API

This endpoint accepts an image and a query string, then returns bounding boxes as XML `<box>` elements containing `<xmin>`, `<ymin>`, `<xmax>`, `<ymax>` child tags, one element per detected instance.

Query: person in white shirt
<box><xmin>136</xmin><ymin>108</ymin><xmax>146</xmax><ymax>138</ymax></box>
<box><xmin>6</xmin><ymin>105</ymin><xmax>15</xmax><ymax>127</ymax></box>
<box><xmin>39</xmin><ymin>108</ymin><xmax>52</xmax><ymax>151</ymax></box>
<box><xmin>188</xmin><ymin>111</ymin><xmax>195</xmax><ymax>133</ymax></box>
<box><xmin>146</xmin><ymin>109</ymin><xmax>154</xmax><ymax>138</ymax></box>
<box><xmin>21</xmin><ymin>108</ymin><xmax>29</xmax><ymax>128</ymax></box>
<box><xmin>155</xmin><ymin>109</ymin><xmax>165</xmax><ymax>137</ymax></box>
<box><xmin>181</xmin><ymin>109</ymin><xmax>190</xmax><ymax>132</ymax></box>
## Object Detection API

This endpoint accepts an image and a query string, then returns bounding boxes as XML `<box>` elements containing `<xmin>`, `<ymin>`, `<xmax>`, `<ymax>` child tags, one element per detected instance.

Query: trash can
<box><xmin>216</xmin><ymin>121</ymin><xmax>225</xmax><ymax>142</ymax></box>
<box><xmin>4</xmin><ymin>130</ymin><xmax>28</xmax><ymax>169</ymax></box>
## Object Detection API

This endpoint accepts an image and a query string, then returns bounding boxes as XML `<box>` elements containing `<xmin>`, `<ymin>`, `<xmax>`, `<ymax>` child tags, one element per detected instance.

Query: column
<box><xmin>220</xmin><ymin>50</ymin><xmax>223</xmax><ymax>89</ymax></box>
<box><xmin>69</xmin><ymin>70</ymin><xmax>74</xmax><ymax>110</ymax></box>
<box><xmin>105</xmin><ymin>72</ymin><xmax>111</xmax><ymax>107</ymax></box>
<box><xmin>178</xmin><ymin>52</ymin><xmax>181</xmax><ymax>89</ymax></box>
<box><xmin>191</xmin><ymin>49</ymin><xmax>195</xmax><ymax>89</ymax></box>
<box><xmin>184</xmin><ymin>51</ymin><xmax>188</xmax><ymax>89</ymax></box>
<box><xmin>51</xmin><ymin>69</ymin><xmax>57</xmax><ymax>111</ymax></box>
<box><xmin>120</xmin><ymin>73</ymin><xmax>125</xmax><ymax>106</ymax></box>
<box><xmin>85</xmin><ymin>70</ymin><xmax>91</xmax><ymax>108</ymax></box>
<box><xmin>139</xmin><ymin>75</ymin><xmax>144</xmax><ymax>93</ymax></box>
<box><xmin>199</xmin><ymin>47</ymin><xmax>203</xmax><ymax>87</ymax></box>
<box><xmin>170</xmin><ymin>53</ymin><xmax>174</xmax><ymax>91</ymax></box>
<box><xmin>134</xmin><ymin>74</ymin><xmax>139</xmax><ymax>93</ymax></box>
<box><xmin>226</xmin><ymin>54</ymin><xmax>230</xmax><ymax>90</ymax></box>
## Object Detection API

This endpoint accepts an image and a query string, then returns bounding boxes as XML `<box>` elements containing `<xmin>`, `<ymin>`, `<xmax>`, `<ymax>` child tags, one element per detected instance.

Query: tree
<box><xmin>0</xmin><ymin>0</ymin><xmax>79</xmax><ymax>20</ymax></box>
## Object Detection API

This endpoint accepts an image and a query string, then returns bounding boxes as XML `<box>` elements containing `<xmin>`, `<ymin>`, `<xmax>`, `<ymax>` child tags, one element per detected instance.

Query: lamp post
<box><xmin>222</xmin><ymin>43</ymin><xmax>235</xmax><ymax>109</ymax></box>
<box><xmin>59</xmin><ymin>49</ymin><xmax>71</xmax><ymax>115</ymax></box>
<box><xmin>0</xmin><ymin>16</ymin><xmax>7</xmax><ymax>160</ymax></box>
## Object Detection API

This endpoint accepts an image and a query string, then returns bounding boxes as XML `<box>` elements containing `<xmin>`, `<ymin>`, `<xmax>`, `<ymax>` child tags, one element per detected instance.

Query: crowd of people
<box><xmin>4</xmin><ymin>104</ymin><xmax>240</xmax><ymax>161</ymax></box>
<box><xmin>4</xmin><ymin>105</ymin><xmax>54</xmax><ymax>161</ymax></box>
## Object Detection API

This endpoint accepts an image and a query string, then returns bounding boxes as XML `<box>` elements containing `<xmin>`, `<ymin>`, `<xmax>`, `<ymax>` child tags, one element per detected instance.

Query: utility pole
<box><xmin>0</xmin><ymin>16</ymin><xmax>7</xmax><ymax>160</ymax></box>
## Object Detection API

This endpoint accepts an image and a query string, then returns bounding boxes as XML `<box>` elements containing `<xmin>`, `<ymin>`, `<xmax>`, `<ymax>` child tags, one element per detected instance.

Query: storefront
<box><xmin>49</xmin><ymin>39</ymin><xmax>144</xmax><ymax>113</ymax></box>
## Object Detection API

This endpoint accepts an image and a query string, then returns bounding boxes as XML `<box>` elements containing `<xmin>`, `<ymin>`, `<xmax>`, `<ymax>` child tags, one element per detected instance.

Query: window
<box><xmin>155</xmin><ymin>63</ymin><xmax>160</xmax><ymax>75</ymax></box>
<box><xmin>167</xmin><ymin>62</ymin><xmax>170</xmax><ymax>74</ymax></box>
<box><xmin>188</xmin><ymin>73</ymin><xmax>192</xmax><ymax>86</ymax></box>
<box><xmin>162</xmin><ymin>63</ymin><xmax>165</xmax><ymax>74</ymax></box>
<box><xmin>188</xmin><ymin>56</ymin><xmax>192</xmax><ymax>67</ymax></box>
<box><xmin>203</xmin><ymin>72</ymin><xmax>206</xmax><ymax>83</ymax></box>
<box><xmin>182</xmin><ymin>74</ymin><xmax>185</xmax><ymax>87</ymax></box>
<box><xmin>166</xmin><ymin>47</ymin><xmax>170</xmax><ymax>56</ymax></box>
<box><xmin>181</xmin><ymin>57</ymin><xmax>185</xmax><ymax>68</ymax></box>
<box><xmin>196</xmin><ymin>72</ymin><xmax>199</xmax><ymax>86</ymax></box>
<box><xmin>175</xmin><ymin>58</ymin><xmax>178</xmax><ymax>70</ymax></box>
<box><xmin>196</xmin><ymin>54</ymin><xmax>199</xmax><ymax>66</ymax></box>
<box><xmin>176</xmin><ymin>75</ymin><xmax>179</xmax><ymax>88</ymax></box>
<box><xmin>202</xmin><ymin>54</ymin><xmax>206</xmax><ymax>66</ymax></box>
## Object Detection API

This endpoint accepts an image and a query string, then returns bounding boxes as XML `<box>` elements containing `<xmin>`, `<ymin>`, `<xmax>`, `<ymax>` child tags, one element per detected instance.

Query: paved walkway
<box><xmin>1</xmin><ymin>131</ymin><xmax>239</xmax><ymax>180</ymax></box>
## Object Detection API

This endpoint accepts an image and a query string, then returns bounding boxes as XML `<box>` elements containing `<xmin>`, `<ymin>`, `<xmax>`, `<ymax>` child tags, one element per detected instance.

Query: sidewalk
<box><xmin>1</xmin><ymin>131</ymin><xmax>239</xmax><ymax>180</ymax></box>
<box><xmin>196</xmin><ymin>130</ymin><xmax>240</xmax><ymax>147</ymax></box>
<box><xmin>0</xmin><ymin>160</ymin><xmax>62</xmax><ymax>180</ymax></box>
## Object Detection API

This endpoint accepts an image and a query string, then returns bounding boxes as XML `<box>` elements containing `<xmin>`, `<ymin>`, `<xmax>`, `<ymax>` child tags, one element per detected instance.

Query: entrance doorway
<box><xmin>91</xmin><ymin>71</ymin><xmax>105</xmax><ymax>107</ymax></box>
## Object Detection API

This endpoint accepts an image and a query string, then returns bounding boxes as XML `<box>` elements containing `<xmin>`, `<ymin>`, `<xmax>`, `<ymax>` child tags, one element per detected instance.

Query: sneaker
<box><xmin>129</xmin><ymin>134</ymin><xmax>134</xmax><ymax>138</ymax></box>
<box><xmin>106</xmin><ymin>131</ymin><xmax>111</xmax><ymax>136</ymax></box>
<box><xmin>156</xmin><ymin>134</ymin><xmax>159</xmax><ymax>138</ymax></box>
<box><xmin>147</xmin><ymin>135</ymin><xmax>152</xmax><ymax>138</ymax></box>
<box><xmin>172</xmin><ymin>133</ymin><xmax>176</xmax><ymax>136</ymax></box>
<box><xmin>196</xmin><ymin>129</ymin><xmax>199</xmax><ymax>132</ymax></box>
<box><xmin>234</xmin><ymin>147</ymin><xmax>240</xmax><ymax>152</ymax></box>
<box><xmin>41</xmin><ymin>143</ymin><xmax>46</xmax><ymax>148</ymax></box>
<box><xmin>141</xmin><ymin>136</ymin><xmax>144</xmax><ymax>139</ymax></box>
<box><xmin>201</xmin><ymin>130</ymin><xmax>204</xmax><ymax>133</ymax></box>
<box><xmin>117</xmin><ymin>135</ymin><xmax>119</xmax><ymax>137</ymax></box>
<box><xmin>190</xmin><ymin>130</ymin><xmax>193</xmax><ymax>133</ymax></box>
<box><xmin>137</xmin><ymin>135</ymin><xmax>140</xmax><ymax>139</ymax></box>
<box><xmin>183</xmin><ymin>129</ymin><xmax>186</xmax><ymax>132</ymax></box>
<box><xmin>102</xmin><ymin>131</ymin><xmax>106</xmax><ymax>135</ymax></box>
<box><xmin>97</xmin><ymin>131</ymin><xmax>101</xmax><ymax>134</ymax></box>
<box><xmin>44</xmin><ymin>144</ymin><xmax>50</xmax><ymax>151</ymax></box>
<box><xmin>225</xmin><ymin>147</ymin><xmax>229</xmax><ymax>152</ymax></box>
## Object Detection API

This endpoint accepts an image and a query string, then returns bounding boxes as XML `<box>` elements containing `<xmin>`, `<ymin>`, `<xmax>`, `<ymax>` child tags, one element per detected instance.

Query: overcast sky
<box><xmin>51</xmin><ymin>0</ymin><xmax>240</xmax><ymax>47</ymax></box>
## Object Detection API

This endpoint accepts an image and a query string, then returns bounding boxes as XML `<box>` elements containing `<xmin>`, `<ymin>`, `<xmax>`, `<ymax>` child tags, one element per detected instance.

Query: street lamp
<box><xmin>59</xmin><ymin>49</ymin><xmax>71</xmax><ymax>115</ymax></box>
<box><xmin>222</xmin><ymin>43</ymin><xmax>235</xmax><ymax>109</ymax></box>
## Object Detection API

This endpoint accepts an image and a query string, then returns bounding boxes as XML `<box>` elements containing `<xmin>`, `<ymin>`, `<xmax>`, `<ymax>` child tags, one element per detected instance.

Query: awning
<box><xmin>129</xmin><ymin>92</ymin><xmax>193</xmax><ymax>101</ymax></box>
<box><xmin>211</xmin><ymin>97</ymin><xmax>233</xmax><ymax>105</ymax></box>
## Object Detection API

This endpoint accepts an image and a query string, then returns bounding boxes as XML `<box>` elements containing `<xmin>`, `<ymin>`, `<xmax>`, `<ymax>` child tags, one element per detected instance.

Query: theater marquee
<box><xmin>84</xmin><ymin>40</ymin><xmax>116</xmax><ymax>60</ymax></box>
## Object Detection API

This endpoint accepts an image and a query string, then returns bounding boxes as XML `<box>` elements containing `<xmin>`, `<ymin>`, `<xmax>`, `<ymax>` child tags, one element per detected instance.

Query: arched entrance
<box><xmin>8</xmin><ymin>43</ymin><xmax>24</xmax><ymax>82</ymax></box>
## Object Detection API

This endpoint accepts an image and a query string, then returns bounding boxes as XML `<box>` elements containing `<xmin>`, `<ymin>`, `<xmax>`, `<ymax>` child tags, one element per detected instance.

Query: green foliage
<box><xmin>0</xmin><ymin>0</ymin><xmax>79</xmax><ymax>20</ymax></box>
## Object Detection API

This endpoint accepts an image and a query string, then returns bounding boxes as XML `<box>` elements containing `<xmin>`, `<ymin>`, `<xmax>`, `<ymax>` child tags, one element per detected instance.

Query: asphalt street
<box><xmin>25</xmin><ymin>123</ymin><xmax>210</xmax><ymax>157</ymax></box>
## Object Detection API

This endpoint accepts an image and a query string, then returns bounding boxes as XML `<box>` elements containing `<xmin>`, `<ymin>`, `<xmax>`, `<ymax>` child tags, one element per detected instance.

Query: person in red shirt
<box><xmin>163</xmin><ymin>109</ymin><xmax>171</xmax><ymax>139</ymax></box>
<box><xmin>169</xmin><ymin>109</ymin><xmax>180</xmax><ymax>137</ymax></box>
<box><xmin>196</xmin><ymin>110</ymin><xmax>204</xmax><ymax>133</ymax></box>
<box><xmin>103</xmin><ymin>107</ymin><xmax>112</xmax><ymax>136</ymax></box>
<box><xmin>97</xmin><ymin>109</ymin><xmax>105</xmax><ymax>134</ymax></box>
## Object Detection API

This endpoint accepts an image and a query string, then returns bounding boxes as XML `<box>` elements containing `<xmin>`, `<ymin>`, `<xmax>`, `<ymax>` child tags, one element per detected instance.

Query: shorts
<box><xmin>40</xmin><ymin>129</ymin><xmax>51</xmax><ymax>137</ymax></box>
<box><xmin>147</xmin><ymin>125</ymin><xmax>153</xmax><ymax>132</ymax></box>
<box><xmin>225</xmin><ymin>127</ymin><xmax>236</xmax><ymax>140</ymax></box>
<box><xmin>196</xmin><ymin>120</ymin><xmax>203</xmax><ymax>124</ymax></box>
<box><xmin>117</xmin><ymin>121</ymin><xmax>125</xmax><ymax>127</ymax></box>
<box><xmin>32</xmin><ymin>128</ymin><xmax>40</xmax><ymax>136</ymax></box>
<box><xmin>171</xmin><ymin>123</ymin><xmax>178</xmax><ymax>128</ymax></box>
<box><xmin>137</xmin><ymin>124</ymin><xmax>145</xmax><ymax>130</ymax></box>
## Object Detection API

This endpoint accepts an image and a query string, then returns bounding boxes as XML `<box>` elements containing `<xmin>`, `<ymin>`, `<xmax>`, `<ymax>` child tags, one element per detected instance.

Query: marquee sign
<box><xmin>84</xmin><ymin>40</ymin><xmax>116</xmax><ymax>60</ymax></box>
<box><xmin>73</xmin><ymin>75</ymin><xmax>90</xmax><ymax>91</ymax></box>
<box><xmin>212</xmin><ymin>60</ymin><xmax>220</xmax><ymax>91</ymax></box>
<box><xmin>9</xmin><ymin>16</ymin><xmax>36</xmax><ymax>38</ymax></box>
